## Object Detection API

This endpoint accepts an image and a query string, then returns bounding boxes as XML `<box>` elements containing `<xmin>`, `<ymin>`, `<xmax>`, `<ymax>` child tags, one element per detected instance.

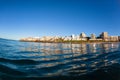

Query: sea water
<box><xmin>0</xmin><ymin>38</ymin><xmax>120</xmax><ymax>80</ymax></box>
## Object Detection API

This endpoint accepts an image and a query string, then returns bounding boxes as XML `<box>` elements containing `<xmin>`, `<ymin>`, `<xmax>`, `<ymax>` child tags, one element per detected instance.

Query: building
<box><xmin>80</xmin><ymin>32</ymin><xmax>87</xmax><ymax>38</ymax></box>
<box><xmin>119</xmin><ymin>36</ymin><xmax>120</xmax><ymax>41</ymax></box>
<box><xmin>89</xmin><ymin>34</ymin><xmax>96</xmax><ymax>41</ymax></box>
<box><xmin>71</xmin><ymin>35</ymin><xmax>81</xmax><ymax>40</ymax></box>
<box><xmin>71</xmin><ymin>34</ymin><xmax>75</xmax><ymax>40</ymax></box>
<box><xmin>109</xmin><ymin>36</ymin><xmax>119</xmax><ymax>41</ymax></box>
<box><xmin>79</xmin><ymin>32</ymin><xmax>87</xmax><ymax>41</ymax></box>
<box><xmin>71</xmin><ymin>34</ymin><xmax>75</xmax><ymax>39</ymax></box>
<box><xmin>20</xmin><ymin>32</ymin><xmax>120</xmax><ymax>42</ymax></box>
<box><xmin>91</xmin><ymin>34</ymin><xmax>96</xmax><ymax>39</ymax></box>
<box><xmin>76</xmin><ymin>35</ymin><xmax>81</xmax><ymax>40</ymax></box>
<box><xmin>64</xmin><ymin>36</ymin><xmax>71</xmax><ymax>41</ymax></box>
<box><xmin>20</xmin><ymin>37</ymin><xmax>40</xmax><ymax>42</ymax></box>
<box><xmin>100</xmin><ymin>32</ymin><xmax>109</xmax><ymax>41</ymax></box>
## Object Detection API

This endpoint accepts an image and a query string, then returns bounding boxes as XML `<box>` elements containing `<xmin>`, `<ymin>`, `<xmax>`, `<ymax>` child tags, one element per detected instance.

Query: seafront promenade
<box><xmin>20</xmin><ymin>32</ymin><xmax>120</xmax><ymax>43</ymax></box>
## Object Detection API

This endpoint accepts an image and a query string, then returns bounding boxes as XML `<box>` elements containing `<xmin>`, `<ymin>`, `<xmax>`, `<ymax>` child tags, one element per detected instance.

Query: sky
<box><xmin>0</xmin><ymin>0</ymin><xmax>120</xmax><ymax>40</ymax></box>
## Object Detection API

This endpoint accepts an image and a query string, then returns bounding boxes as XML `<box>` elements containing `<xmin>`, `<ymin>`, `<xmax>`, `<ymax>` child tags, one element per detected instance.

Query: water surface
<box><xmin>0</xmin><ymin>39</ymin><xmax>120</xmax><ymax>80</ymax></box>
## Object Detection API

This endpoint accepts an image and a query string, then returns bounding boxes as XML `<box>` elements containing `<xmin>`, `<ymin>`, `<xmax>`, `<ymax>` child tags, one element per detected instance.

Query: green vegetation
<box><xmin>20</xmin><ymin>39</ymin><xmax>119</xmax><ymax>44</ymax></box>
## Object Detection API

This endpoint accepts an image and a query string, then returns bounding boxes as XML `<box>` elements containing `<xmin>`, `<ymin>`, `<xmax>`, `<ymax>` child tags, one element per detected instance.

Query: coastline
<box><xmin>19</xmin><ymin>40</ymin><xmax>120</xmax><ymax>44</ymax></box>
<box><xmin>19</xmin><ymin>32</ymin><xmax>120</xmax><ymax>44</ymax></box>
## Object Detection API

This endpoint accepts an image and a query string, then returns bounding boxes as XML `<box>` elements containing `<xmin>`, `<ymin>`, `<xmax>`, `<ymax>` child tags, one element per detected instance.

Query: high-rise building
<box><xmin>80</xmin><ymin>32</ymin><xmax>87</xmax><ymax>38</ymax></box>
<box><xmin>100</xmin><ymin>32</ymin><xmax>108</xmax><ymax>38</ymax></box>
<box><xmin>100</xmin><ymin>32</ymin><xmax>109</xmax><ymax>41</ymax></box>
<box><xmin>91</xmin><ymin>34</ymin><xmax>96</xmax><ymax>39</ymax></box>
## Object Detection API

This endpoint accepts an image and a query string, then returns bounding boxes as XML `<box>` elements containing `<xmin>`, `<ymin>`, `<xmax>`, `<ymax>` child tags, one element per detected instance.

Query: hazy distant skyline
<box><xmin>0</xmin><ymin>0</ymin><xmax>120</xmax><ymax>40</ymax></box>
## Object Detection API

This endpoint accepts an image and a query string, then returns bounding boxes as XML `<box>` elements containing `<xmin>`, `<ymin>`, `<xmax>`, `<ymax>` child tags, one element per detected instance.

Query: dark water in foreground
<box><xmin>0</xmin><ymin>39</ymin><xmax>120</xmax><ymax>80</ymax></box>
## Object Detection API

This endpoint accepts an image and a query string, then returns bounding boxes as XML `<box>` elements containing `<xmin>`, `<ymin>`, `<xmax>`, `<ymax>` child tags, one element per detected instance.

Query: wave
<box><xmin>0</xmin><ymin>58</ymin><xmax>37</xmax><ymax>65</ymax></box>
<box><xmin>0</xmin><ymin>63</ymin><xmax>120</xmax><ymax>80</ymax></box>
<box><xmin>0</xmin><ymin>64</ymin><xmax>26</xmax><ymax>76</ymax></box>
<box><xmin>0</xmin><ymin>40</ymin><xmax>120</xmax><ymax>80</ymax></box>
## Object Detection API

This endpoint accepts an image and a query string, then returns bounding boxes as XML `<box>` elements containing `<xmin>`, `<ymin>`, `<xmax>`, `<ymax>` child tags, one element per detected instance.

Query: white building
<box><xmin>100</xmin><ymin>32</ymin><xmax>109</xmax><ymax>41</ymax></box>
<box><xmin>80</xmin><ymin>32</ymin><xmax>87</xmax><ymax>38</ymax></box>
<box><xmin>64</xmin><ymin>36</ymin><xmax>71</xmax><ymax>41</ymax></box>
<box><xmin>89</xmin><ymin>34</ymin><xmax>96</xmax><ymax>41</ymax></box>
<box><xmin>109</xmin><ymin>36</ymin><xmax>119</xmax><ymax>41</ymax></box>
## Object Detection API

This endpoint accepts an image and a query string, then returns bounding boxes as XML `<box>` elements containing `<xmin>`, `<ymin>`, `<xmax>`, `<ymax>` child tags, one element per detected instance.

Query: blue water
<box><xmin>0</xmin><ymin>38</ymin><xmax>120</xmax><ymax>80</ymax></box>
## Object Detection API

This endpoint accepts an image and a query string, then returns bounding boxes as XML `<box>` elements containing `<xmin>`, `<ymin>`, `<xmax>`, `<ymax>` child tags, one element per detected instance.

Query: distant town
<box><xmin>20</xmin><ymin>32</ymin><xmax>120</xmax><ymax>43</ymax></box>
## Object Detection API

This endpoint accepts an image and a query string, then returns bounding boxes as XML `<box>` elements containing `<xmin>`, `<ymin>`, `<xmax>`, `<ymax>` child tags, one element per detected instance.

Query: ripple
<box><xmin>0</xmin><ymin>40</ymin><xmax>120</xmax><ymax>80</ymax></box>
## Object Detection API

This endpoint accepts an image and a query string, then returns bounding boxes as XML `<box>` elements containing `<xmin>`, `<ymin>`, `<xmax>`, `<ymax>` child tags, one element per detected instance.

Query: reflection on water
<box><xmin>21</xmin><ymin>42</ymin><xmax>119</xmax><ymax>56</ymax></box>
<box><xmin>19</xmin><ymin>42</ymin><xmax>120</xmax><ymax>63</ymax></box>
<box><xmin>0</xmin><ymin>40</ymin><xmax>120</xmax><ymax>79</ymax></box>
<box><xmin>18</xmin><ymin>42</ymin><xmax>120</xmax><ymax>76</ymax></box>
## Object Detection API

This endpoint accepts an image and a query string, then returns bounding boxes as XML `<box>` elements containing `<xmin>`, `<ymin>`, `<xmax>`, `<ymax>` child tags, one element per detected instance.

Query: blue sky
<box><xmin>0</xmin><ymin>0</ymin><xmax>120</xmax><ymax>40</ymax></box>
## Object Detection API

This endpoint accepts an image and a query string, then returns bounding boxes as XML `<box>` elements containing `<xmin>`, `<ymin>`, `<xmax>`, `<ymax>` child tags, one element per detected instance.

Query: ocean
<box><xmin>0</xmin><ymin>38</ymin><xmax>120</xmax><ymax>80</ymax></box>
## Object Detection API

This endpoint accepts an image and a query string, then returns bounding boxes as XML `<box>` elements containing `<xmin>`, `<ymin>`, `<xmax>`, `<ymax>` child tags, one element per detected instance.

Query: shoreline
<box><xmin>19</xmin><ymin>40</ymin><xmax>120</xmax><ymax>44</ymax></box>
